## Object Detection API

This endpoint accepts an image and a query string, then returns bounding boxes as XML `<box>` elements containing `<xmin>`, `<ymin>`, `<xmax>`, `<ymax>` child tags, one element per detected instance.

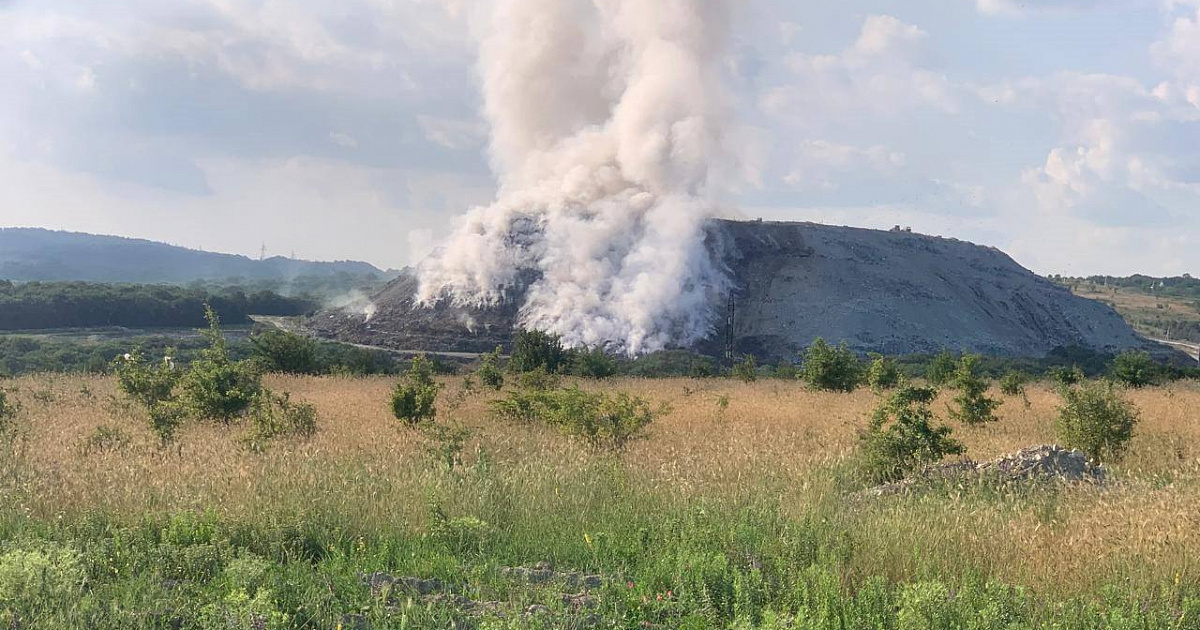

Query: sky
<box><xmin>0</xmin><ymin>0</ymin><xmax>1197</xmax><ymax>275</ymax></box>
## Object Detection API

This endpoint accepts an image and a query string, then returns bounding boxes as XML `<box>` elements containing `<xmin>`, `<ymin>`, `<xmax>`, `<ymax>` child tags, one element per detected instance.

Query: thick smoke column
<box><xmin>417</xmin><ymin>0</ymin><xmax>733</xmax><ymax>355</ymax></box>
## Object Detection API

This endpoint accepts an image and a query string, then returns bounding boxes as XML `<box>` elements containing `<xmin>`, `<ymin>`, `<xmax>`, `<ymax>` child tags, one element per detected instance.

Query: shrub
<box><xmin>688</xmin><ymin>357</ymin><xmax>717</xmax><ymax>378</ymax></box>
<box><xmin>1047</xmin><ymin>365</ymin><xmax>1085</xmax><ymax>387</ymax></box>
<box><xmin>772</xmin><ymin>361</ymin><xmax>799</xmax><ymax>380</ymax></box>
<box><xmin>508</xmin><ymin>329</ymin><xmax>569</xmax><ymax>374</ymax></box>
<box><xmin>177</xmin><ymin>307</ymin><xmax>262</xmax><ymax>423</ymax></box>
<box><xmin>926</xmin><ymin>350</ymin><xmax>957</xmax><ymax>386</ymax></box>
<box><xmin>515</xmin><ymin>366</ymin><xmax>561</xmax><ymax>391</ymax></box>
<box><xmin>476</xmin><ymin>346</ymin><xmax>505</xmax><ymax>391</ymax></box>
<box><xmin>0</xmin><ymin>542</ymin><xmax>87</xmax><ymax>605</ymax></box>
<box><xmin>419</xmin><ymin>422</ymin><xmax>472</xmax><ymax>469</ymax></box>
<box><xmin>79</xmin><ymin>424</ymin><xmax>130</xmax><ymax>456</ymax></box>
<box><xmin>491</xmin><ymin>386</ymin><xmax>661</xmax><ymax>451</ymax></box>
<box><xmin>1055</xmin><ymin>380</ymin><xmax>1139</xmax><ymax>462</ymax></box>
<box><xmin>867</xmin><ymin>353</ymin><xmax>902</xmax><ymax>392</ymax></box>
<box><xmin>113</xmin><ymin>348</ymin><xmax>180</xmax><ymax>409</ymax></box>
<box><xmin>999</xmin><ymin>371</ymin><xmax>1028</xmax><ymax>397</ymax></box>
<box><xmin>0</xmin><ymin>389</ymin><xmax>18</xmax><ymax>436</ymax></box>
<box><xmin>249</xmin><ymin>329</ymin><xmax>319</xmax><ymax>374</ymax></box>
<box><xmin>1108</xmin><ymin>350</ymin><xmax>1158</xmax><ymax>388</ymax></box>
<box><xmin>947</xmin><ymin>355</ymin><xmax>1002</xmax><ymax>426</ymax></box>
<box><xmin>572</xmin><ymin>347</ymin><xmax>618</xmax><ymax>379</ymax></box>
<box><xmin>860</xmin><ymin>386</ymin><xmax>965</xmax><ymax>484</ymax></box>
<box><xmin>733</xmin><ymin>355</ymin><xmax>758</xmax><ymax>383</ymax></box>
<box><xmin>390</xmin><ymin>354</ymin><xmax>441</xmax><ymax>425</ymax></box>
<box><xmin>243</xmin><ymin>391</ymin><xmax>318</xmax><ymax>451</ymax></box>
<box><xmin>800</xmin><ymin>338</ymin><xmax>863</xmax><ymax>392</ymax></box>
<box><xmin>147</xmin><ymin>401</ymin><xmax>186</xmax><ymax>446</ymax></box>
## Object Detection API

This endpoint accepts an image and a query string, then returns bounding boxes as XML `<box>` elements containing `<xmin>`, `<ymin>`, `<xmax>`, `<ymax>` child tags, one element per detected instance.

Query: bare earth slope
<box><xmin>310</xmin><ymin>220</ymin><xmax>1144</xmax><ymax>359</ymax></box>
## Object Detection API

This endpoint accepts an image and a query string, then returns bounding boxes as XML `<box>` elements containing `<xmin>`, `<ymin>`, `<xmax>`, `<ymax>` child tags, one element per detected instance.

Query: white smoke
<box><xmin>416</xmin><ymin>0</ymin><xmax>734</xmax><ymax>355</ymax></box>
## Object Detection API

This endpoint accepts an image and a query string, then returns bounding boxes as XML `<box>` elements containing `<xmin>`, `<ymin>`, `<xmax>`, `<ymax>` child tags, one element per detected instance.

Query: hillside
<box><xmin>0</xmin><ymin>228</ymin><xmax>390</xmax><ymax>286</ymax></box>
<box><xmin>1062</xmin><ymin>277</ymin><xmax>1200</xmax><ymax>345</ymax></box>
<box><xmin>311</xmin><ymin>220</ymin><xmax>1146</xmax><ymax>360</ymax></box>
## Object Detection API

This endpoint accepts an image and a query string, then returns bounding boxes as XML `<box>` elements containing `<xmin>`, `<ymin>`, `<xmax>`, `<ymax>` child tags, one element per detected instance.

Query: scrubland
<box><xmin>2</xmin><ymin>373</ymin><xmax>1200</xmax><ymax>628</ymax></box>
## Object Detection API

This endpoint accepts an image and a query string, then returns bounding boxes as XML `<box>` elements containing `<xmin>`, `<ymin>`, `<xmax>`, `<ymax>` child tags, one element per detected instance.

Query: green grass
<box><xmin>2</xmin><ymin>456</ymin><xmax>1200</xmax><ymax>629</ymax></box>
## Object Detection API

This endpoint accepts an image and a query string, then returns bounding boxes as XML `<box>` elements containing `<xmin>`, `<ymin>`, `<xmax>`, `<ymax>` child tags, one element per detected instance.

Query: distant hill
<box><xmin>0</xmin><ymin>228</ymin><xmax>392</xmax><ymax>286</ymax></box>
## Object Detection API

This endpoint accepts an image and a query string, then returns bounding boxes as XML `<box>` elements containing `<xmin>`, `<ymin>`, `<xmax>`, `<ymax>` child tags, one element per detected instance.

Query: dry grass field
<box><xmin>7</xmin><ymin>374</ymin><xmax>1200</xmax><ymax>594</ymax></box>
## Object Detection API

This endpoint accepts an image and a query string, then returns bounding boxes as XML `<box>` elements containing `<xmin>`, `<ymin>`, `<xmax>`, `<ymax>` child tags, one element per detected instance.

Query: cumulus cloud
<box><xmin>761</xmin><ymin>15</ymin><xmax>957</xmax><ymax>123</ymax></box>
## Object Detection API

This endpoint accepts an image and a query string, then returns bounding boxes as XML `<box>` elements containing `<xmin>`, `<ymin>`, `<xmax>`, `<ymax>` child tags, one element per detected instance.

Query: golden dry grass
<box><xmin>5</xmin><ymin>373</ymin><xmax>1200</xmax><ymax>595</ymax></box>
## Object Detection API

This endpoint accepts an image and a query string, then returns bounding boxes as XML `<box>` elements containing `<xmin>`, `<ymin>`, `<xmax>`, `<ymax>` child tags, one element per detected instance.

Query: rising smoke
<box><xmin>416</xmin><ymin>0</ymin><xmax>734</xmax><ymax>355</ymax></box>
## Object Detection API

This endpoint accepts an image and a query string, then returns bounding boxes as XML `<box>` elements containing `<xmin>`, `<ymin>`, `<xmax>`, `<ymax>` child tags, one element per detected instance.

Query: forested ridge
<box><xmin>0</xmin><ymin>281</ymin><xmax>317</xmax><ymax>330</ymax></box>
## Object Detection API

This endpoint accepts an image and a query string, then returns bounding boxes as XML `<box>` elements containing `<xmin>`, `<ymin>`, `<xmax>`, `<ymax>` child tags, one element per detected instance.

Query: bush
<box><xmin>1108</xmin><ymin>350</ymin><xmax>1158</xmax><ymax>388</ymax></box>
<box><xmin>113</xmin><ymin>348</ymin><xmax>180</xmax><ymax>409</ymax></box>
<box><xmin>508</xmin><ymin>329</ymin><xmax>569</xmax><ymax>374</ymax></box>
<box><xmin>867</xmin><ymin>353</ymin><xmax>902</xmax><ymax>392</ymax></box>
<box><xmin>800</xmin><ymin>338</ymin><xmax>863</xmax><ymax>392</ymax></box>
<box><xmin>0</xmin><ymin>542</ymin><xmax>87</xmax><ymax>605</ymax></box>
<box><xmin>419</xmin><ymin>422</ymin><xmax>473</xmax><ymax>469</ymax></box>
<box><xmin>1047</xmin><ymin>365</ymin><xmax>1085</xmax><ymax>387</ymax></box>
<box><xmin>249</xmin><ymin>329</ymin><xmax>319</xmax><ymax>374</ymax></box>
<box><xmin>0</xmin><ymin>389</ymin><xmax>18</xmax><ymax>436</ymax></box>
<box><xmin>1055</xmin><ymin>380</ymin><xmax>1139</xmax><ymax>462</ymax></box>
<box><xmin>926</xmin><ymin>350</ymin><xmax>957</xmax><ymax>386</ymax></box>
<box><xmin>390</xmin><ymin>354</ymin><xmax>441</xmax><ymax>425</ymax></box>
<box><xmin>491</xmin><ymin>386</ymin><xmax>662</xmax><ymax>451</ymax></box>
<box><xmin>999</xmin><ymin>371</ymin><xmax>1028</xmax><ymax>397</ymax></box>
<box><xmin>572</xmin><ymin>347</ymin><xmax>618</xmax><ymax>379</ymax></box>
<box><xmin>147</xmin><ymin>400</ymin><xmax>186</xmax><ymax>446</ymax></box>
<box><xmin>243</xmin><ymin>392</ymin><xmax>318</xmax><ymax>451</ymax></box>
<box><xmin>947</xmin><ymin>355</ymin><xmax>1002</xmax><ymax>426</ymax></box>
<box><xmin>772</xmin><ymin>361</ymin><xmax>799</xmax><ymax>380</ymax></box>
<box><xmin>475</xmin><ymin>347</ymin><xmax>505</xmax><ymax>391</ymax></box>
<box><xmin>860</xmin><ymin>386</ymin><xmax>965</xmax><ymax>484</ymax></box>
<box><xmin>177</xmin><ymin>307</ymin><xmax>262</xmax><ymax>423</ymax></box>
<box><xmin>733</xmin><ymin>355</ymin><xmax>758</xmax><ymax>383</ymax></box>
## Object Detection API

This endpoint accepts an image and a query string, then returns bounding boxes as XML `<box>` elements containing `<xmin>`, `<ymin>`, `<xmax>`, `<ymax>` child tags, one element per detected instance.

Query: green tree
<box><xmin>926</xmin><ymin>350</ymin><xmax>957</xmax><ymax>386</ymax></box>
<box><xmin>800</xmin><ymin>338</ymin><xmax>863</xmax><ymax>392</ymax></box>
<box><xmin>860</xmin><ymin>386</ymin><xmax>965</xmax><ymax>484</ymax></box>
<box><xmin>947</xmin><ymin>355</ymin><xmax>1002</xmax><ymax>426</ymax></box>
<box><xmin>177</xmin><ymin>306</ymin><xmax>263</xmax><ymax>424</ymax></box>
<box><xmin>1108</xmin><ymin>350</ymin><xmax>1158</xmax><ymax>388</ymax></box>
<box><xmin>113</xmin><ymin>347</ymin><xmax>180</xmax><ymax>409</ymax></box>
<box><xmin>249</xmin><ymin>329</ymin><xmax>319</xmax><ymax>375</ymax></box>
<box><xmin>1047</xmin><ymin>365</ymin><xmax>1086</xmax><ymax>387</ymax></box>
<box><xmin>391</xmin><ymin>354</ymin><xmax>441</xmax><ymax>425</ymax></box>
<box><xmin>1056</xmin><ymin>380</ymin><xmax>1139</xmax><ymax>462</ymax></box>
<box><xmin>508</xmin><ymin>329</ymin><xmax>569</xmax><ymax>374</ymax></box>
<box><xmin>732</xmin><ymin>355</ymin><xmax>758</xmax><ymax>383</ymax></box>
<box><xmin>999</xmin><ymin>371</ymin><xmax>1028</xmax><ymax>397</ymax></box>
<box><xmin>866</xmin><ymin>353</ymin><xmax>902</xmax><ymax>392</ymax></box>
<box><xmin>572</xmin><ymin>347</ymin><xmax>618</xmax><ymax>379</ymax></box>
<box><xmin>475</xmin><ymin>347</ymin><xmax>505</xmax><ymax>391</ymax></box>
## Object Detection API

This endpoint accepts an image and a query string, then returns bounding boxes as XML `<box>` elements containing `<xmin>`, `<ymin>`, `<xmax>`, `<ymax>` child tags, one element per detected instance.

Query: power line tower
<box><xmin>724</xmin><ymin>294</ymin><xmax>736</xmax><ymax>365</ymax></box>
<box><xmin>259</xmin><ymin>242</ymin><xmax>267</xmax><ymax>261</ymax></box>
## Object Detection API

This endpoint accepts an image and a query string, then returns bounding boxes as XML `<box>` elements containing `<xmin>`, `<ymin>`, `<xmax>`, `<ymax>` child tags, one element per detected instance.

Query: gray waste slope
<box><xmin>310</xmin><ymin>220</ymin><xmax>1144</xmax><ymax>360</ymax></box>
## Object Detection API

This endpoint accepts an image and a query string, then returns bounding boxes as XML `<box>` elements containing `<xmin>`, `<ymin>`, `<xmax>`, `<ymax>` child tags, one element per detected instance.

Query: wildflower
<box><xmin>584</xmin><ymin>533</ymin><xmax>593</xmax><ymax>548</ymax></box>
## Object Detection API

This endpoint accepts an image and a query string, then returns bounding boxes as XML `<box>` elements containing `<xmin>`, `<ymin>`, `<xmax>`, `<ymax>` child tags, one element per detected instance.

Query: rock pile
<box><xmin>865</xmin><ymin>444</ymin><xmax>1106</xmax><ymax>497</ymax></box>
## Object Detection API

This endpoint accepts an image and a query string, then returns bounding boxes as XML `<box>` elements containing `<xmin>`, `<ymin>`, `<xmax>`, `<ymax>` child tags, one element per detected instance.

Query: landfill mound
<box><xmin>309</xmin><ymin>220</ymin><xmax>1144</xmax><ymax>360</ymax></box>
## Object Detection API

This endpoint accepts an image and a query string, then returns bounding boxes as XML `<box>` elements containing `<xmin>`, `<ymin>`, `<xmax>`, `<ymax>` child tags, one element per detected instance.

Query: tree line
<box><xmin>0</xmin><ymin>281</ymin><xmax>318</xmax><ymax>331</ymax></box>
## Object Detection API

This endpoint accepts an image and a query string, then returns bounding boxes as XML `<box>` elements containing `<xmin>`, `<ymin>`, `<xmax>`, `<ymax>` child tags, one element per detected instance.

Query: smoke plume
<box><xmin>417</xmin><ymin>0</ymin><xmax>734</xmax><ymax>355</ymax></box>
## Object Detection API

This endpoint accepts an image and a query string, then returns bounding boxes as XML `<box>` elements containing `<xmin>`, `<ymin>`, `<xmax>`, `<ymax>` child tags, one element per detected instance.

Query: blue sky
<box><xmin>1</xmin><ymin>0</ymin><xmax>1197</xmax><ymax>275</ymax></box>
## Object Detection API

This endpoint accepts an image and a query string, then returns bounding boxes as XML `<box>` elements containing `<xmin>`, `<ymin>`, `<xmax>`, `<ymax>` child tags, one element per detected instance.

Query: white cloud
<box><xmin>417</xmin><ymin>115</ymin><xmax>488</xmax><ymax>150</ymax></box>
<box><xmin>762</xmin><ymin>15</ymin><xmax>957</xmax><ymax>122</ymax></box>
<box><xmin>782</xmin><ymin>140</ymin><xmax>906</xmax><ymax>191</ymax></box>
<box><xmin>328</xmin><ymin>132</ymin><xmax>358</xmax><ymax>148</ymax></box>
